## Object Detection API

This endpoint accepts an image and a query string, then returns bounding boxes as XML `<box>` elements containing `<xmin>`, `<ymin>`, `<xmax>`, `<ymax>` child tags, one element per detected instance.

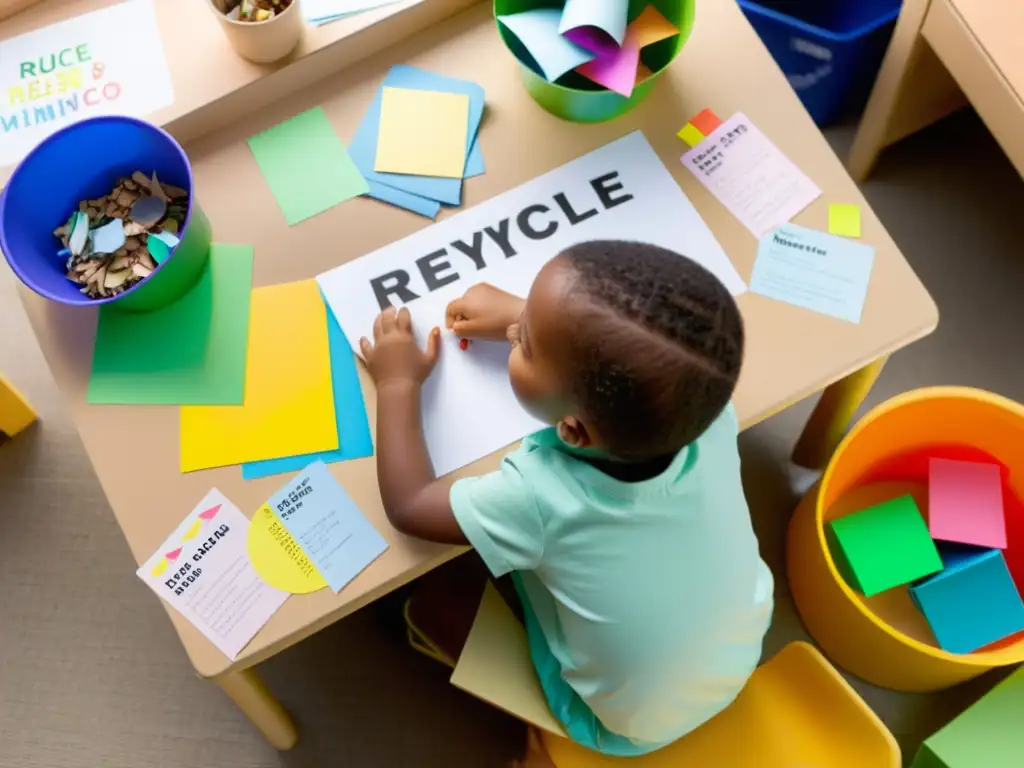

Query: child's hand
<box><xmin>446</xmin><ymin>284</ymin><xmax>526</xmax><ymax>341</ymax></box>
<box><xmin>360</xmin><ymin>307</ymin><xmax>440</xmax><ymax>389</ymax></box>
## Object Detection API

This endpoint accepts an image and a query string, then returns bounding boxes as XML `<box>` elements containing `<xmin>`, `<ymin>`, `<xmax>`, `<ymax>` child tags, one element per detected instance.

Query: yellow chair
<box><xmin>0</xmin><ymin>376</ymin><xmax>36</xmax><ymax>444</ymax></box>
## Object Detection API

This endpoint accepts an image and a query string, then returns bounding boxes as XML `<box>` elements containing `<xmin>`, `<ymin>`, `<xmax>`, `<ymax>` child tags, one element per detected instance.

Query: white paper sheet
<box><xmin>318</xmin><ymin>130</ymin><xmax>744</xmax><ymax>477</ymax></box>
<box><xmin>0</xmin><ymin>0</ymin><xmax>174</xmax><ymax>168</ymax></box>
<box><xmin>137</xmin><ymin>490</ymin><xmax>288</xmax><ymax>660</ymax></box>
<box><xmin>681</xmin><ymin>113</ymin><xmax>821</xmax><ymax>238</ymax></box>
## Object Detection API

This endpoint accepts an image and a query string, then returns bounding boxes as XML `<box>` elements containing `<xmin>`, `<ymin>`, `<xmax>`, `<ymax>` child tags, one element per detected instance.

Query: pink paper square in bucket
<box><xmin>576</xmin><ymin>43</ymin><xmax>641</xmax><ymax>97</ymax></box>
<box><xmin>928</xmin><ymin>457</ymin><xmax>1007</xmax><ymax>548</ymax></box>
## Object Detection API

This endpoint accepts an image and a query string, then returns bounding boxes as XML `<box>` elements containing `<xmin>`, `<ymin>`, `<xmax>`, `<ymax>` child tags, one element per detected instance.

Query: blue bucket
<box><xmin>738</xmin><ymin>0</ymin><xmax>902</xmax><ymax>126</ymax></box>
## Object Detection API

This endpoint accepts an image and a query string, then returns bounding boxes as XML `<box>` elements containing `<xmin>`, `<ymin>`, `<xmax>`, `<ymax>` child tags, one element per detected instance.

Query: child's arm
<box><xmin>360</xmin><ymin>306</ymin><xmax>468</xmax><ymax>544</ymax></box>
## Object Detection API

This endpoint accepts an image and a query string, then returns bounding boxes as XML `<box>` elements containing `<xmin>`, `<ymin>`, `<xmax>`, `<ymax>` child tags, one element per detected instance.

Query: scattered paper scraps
<box><xmin>248</xmin><ymin>106</ymin><xmax>369</xmax><ymax>226</ymax></box>
<box><xmin>88</xmin><ymin>244</ymin><xmax>254</xmax><ymax>405</ymax></box>
<box><xmin>243</xmin><ymin>307</ymin><xmax>373</xmax><ymax>479</ymax></box>
<box><xmin>302</xmin><ymin>0</ymin><xmax>401</xmax><ymax>26</ymax></box>
<box><xmin>689</xmin><ymin>108</ymin><xmax>723</xmax><ymax>137</ymax></box>
<box><xmin>676</xmin><ymin>122</ymin><xmax>704</xmax><ymax>148</ymax></box>
<box><xmin>929</xmin><ymin>458</ymin><xmax>1007</xmax><ymax>549</ymax></box>
<box><xmin>0</xmin><ymin>0</ymin><xmax>174</xmax><ymax>169</ymax></box>
<box><xmin>248</xmin><ymin>502</ymin><xmax>329</xmax><ymax>594</ymax></box>
<box><xmin>374</xmin><ymin>87</ymin><xmax>470</xmax><ymax>179</ymax></box>
<box><xmin>681</xmin><ymin>112</ymin><xmax>822</xmax><ymax>238</ymax></box>
<box><xmin>750</xmin><ymin>224</ymin><xmax>875</xmax><ymax>324</ymax></box>
<box><xmin>558</xmin><ymin>0</ymin><xmax>630</xmax><ymax>46</ymax></box>
<box><xmin>576</xmin><ymin>41</ymin><xmax>640</xmax><ymax>97</ymax></box>
<box><xmin>137</xmin><ymin>489</ymin><xmax>289</xmax><ymax>660</ymax></box>
<box><xmin>223</xmin><ymin>0</ymin><xmax>293</xmax><ymax>23</ymax></box>
<box><xmin>497</xmin><ymin>8</ymin><xmax>596</xmax><ymax>82</ymax></box>
<box><xmin>54</xmin><ymin>170</ymin><xmax>190</xmax><ymax>299</ymax></box>
<box><xmin>828</xmin><ymin>202</ymin><xmax>862</xmax><ymax>238</ymax></box>
<box><xmin>264</xmin><ymin>461</ymin><xmax>388</xmax><ymax>593</ymax></box>
<box><xmin>319</xmin><ymin>131</ymin><xmax>745</xmax><ymax>477</ymax></box>
<box><xmin>180</xmin><ymin>279</ymin><xmax>338</xmax><ymax>472</ymax></box>
<box><xmin>349</xmin><ymin>65</ymin><xmax>486</xmax><ymax>213</ymax></box>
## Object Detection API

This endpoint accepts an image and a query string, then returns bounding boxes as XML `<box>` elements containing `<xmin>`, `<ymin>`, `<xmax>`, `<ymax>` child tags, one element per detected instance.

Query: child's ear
<box><xmin>557</xmin><ymin>416</ymin><xmax>593</xmax><ymax>449</ymax></box>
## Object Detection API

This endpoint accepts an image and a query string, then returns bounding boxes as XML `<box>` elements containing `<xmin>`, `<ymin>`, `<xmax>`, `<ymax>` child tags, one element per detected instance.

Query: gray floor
<box><xmin>2</xmin><ymin>108</ymin><xmax>1022</xmax><ymax>767</ymax></box>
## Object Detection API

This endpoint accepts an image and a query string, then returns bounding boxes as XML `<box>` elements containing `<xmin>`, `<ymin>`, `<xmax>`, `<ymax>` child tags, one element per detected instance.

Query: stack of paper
<box><xmin>349</xmin><ymin>65</ymin><xmax>487</xmax><ymax>218</ymax></box>
<box><xmin>496</xmin><ymin>2</ymin><xmax>679</xmax><ymax>97</ymax></box>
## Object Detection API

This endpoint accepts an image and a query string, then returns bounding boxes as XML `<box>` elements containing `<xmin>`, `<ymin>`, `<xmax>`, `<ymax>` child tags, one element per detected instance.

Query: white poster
<box><xmin>0</xmin><ymin>0</ymin><xmax>174</xmax><ymax>168</ymax></box>
<box><xmin>138</xmin><ymin>490</ymin><xmax>288</xmax><ymax>660</ymax></box>
<box><xmin>318</xmin><ymin>130</ymin><xmax>745</xmax><ymax>476</ymax></box>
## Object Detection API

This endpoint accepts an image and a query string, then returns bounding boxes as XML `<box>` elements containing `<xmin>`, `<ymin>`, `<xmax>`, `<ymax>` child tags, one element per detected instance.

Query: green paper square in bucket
<box><xmin>494</xmin><ymin>0</ymin><xmax>695</xmax><ymax>123</ymax></box>
<box><xmin>827</xmin><ymin>494</ymin><xmax>943</xmax><ymax>596</ymax></box>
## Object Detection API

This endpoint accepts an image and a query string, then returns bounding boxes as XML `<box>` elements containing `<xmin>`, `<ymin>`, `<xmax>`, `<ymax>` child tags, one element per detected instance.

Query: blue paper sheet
<box><xmin>243</xmin><ymin>311</ymin><xmax>374</xmax><ymax>479</ymax></box>
<box><xmin>749</xmin><ymin>224</ymin><xmax>876</xmax><ymax>324</ymax></box>
<box><xmin>497</xmin><ymin>8</ymin><xmax>595</xmax><ymax>82</ymax></box>
<box><xmin>266</xmin><ymin>460</ymin><xmax>388</xmax><ymax>593</ymax></box>
<box><xmin>364</xmin><ymin>180</ymin><xmax>441</xmax><ymax>219</ymax></box>
<box><xmin>350</xmin><ymin>65</ymin><xmax>486</xmax><ymax>208</ymax></box>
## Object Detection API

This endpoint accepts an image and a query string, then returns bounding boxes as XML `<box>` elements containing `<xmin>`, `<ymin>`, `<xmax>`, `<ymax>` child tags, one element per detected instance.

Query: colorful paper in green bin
<box><xmin>826</xmin><ymin>494</ymin><xmax>943</xmax><ymax>597</ymax></box>
<box><xmin>242</xmin><ymin>308</ymin><xmax>373</xmax><ymax>479</ymax></box>
<box><xmin>87</xmin><ymin>244</ymin><xmax>254</xmax><ymax>405</ymax></box>
<box><xmin>911</xmin><ymin>666</ymin><xmax>1024</xmax><ymax>768</ymax></box>
<box><xmin>497</xmin><ymin>8</ymin><xmax>596</xmax><ymax>82</ymax></box>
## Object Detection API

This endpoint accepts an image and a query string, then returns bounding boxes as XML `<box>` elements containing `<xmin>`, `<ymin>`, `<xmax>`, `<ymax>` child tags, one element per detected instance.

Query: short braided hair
<box><xmin>560</xmin><ymin>241</ymin><xmax>744</xmax><ymax>460</ymax></box>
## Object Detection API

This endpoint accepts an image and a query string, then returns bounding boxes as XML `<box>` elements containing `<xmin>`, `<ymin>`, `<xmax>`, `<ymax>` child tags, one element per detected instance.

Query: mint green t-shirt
<box><xmin>450</xmin><ymin>404</ymin><xmax>773</xmax><ymax>755</ymax></box>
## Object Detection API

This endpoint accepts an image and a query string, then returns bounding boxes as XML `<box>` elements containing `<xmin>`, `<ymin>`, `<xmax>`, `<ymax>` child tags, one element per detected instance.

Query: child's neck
<box><xmin>582</xmin><ymin>453</ymin><xmax>675</xmax><ymax>483</ymax></box>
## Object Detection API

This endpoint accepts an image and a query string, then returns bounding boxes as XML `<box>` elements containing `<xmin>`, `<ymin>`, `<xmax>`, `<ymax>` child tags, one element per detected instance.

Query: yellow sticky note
<box><xmin>247</xmin><ymin>503</ymin><xmax>328</xmax><ymax>594</ymax></box>
<box><xmin>374</xmin><ymin>87</ymin><xmax>470</xmax><ymax>179</ymax></box>
<box><xmin>180</xmin><ymin>280</ymin><xmax>337</xmax><ymax>472</ymax></box>
<box><xmin>677</xmin><ymin>123</ymin><xmax>705</xmax><ymax>148</ymax></box>
<box><xmin>829</xmin><ymin>203</ymin><xmax>862</xmax><ymax>238</ymax></box>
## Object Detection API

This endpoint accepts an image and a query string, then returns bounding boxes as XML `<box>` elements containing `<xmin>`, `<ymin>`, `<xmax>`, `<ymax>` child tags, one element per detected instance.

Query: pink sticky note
<box><xmin>928</xmin><ymin>458</ymin><xmax>1007</xmax><ymax>548</ymax></box>
<box><xmin>563</xmin><ymin>27</ymin><xmax>619</xmax><ymax>56</ymax></box>
<box><xmin>576</xmin><ymin>42</ymin><xmax>641</xmax><ymax>97</ymax></box>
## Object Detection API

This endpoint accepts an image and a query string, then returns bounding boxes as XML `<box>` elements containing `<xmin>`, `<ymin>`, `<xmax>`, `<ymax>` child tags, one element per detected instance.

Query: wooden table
<box><xmin>849</xmin><ymin>0</ymin><xmax>1024</xmax><ymax>180</ymax></box>
<box><xmin>13</xmin><ymin>0</ymin><xmax>938</xmax><ymax>751</ymax></box>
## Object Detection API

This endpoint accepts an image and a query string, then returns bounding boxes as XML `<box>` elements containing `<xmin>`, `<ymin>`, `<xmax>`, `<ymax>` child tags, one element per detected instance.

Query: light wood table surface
<box><xmin>849</xmin><ymin>0</ymin><xmax>1024</xmax><ymax>180</ymax></box>
<box><xmin>14</xmin><ymin>0</ymin><xmax>937</xmax><ymax>750</ymax></box>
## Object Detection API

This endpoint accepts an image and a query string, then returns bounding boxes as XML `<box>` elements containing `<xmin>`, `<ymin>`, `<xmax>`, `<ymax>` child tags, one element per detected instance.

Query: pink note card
<box><xmin>928</xmin><ymin>458</ymin><xmax>1007</xmax><ymax>548</ymax></box>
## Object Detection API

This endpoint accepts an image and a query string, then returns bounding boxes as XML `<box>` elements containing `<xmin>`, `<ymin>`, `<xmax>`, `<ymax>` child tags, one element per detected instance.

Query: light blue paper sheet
<box><xmin>302</xmin><ymin>0</ymin><xmax>400</xmax><ymax>23</ymax></box>
<box><xmin>749</xmin><ymin>224</ymin><xmax>876</xmax><ymax>324</ymax></box>
<box><xmin>558</xmin><ymin>0</ymin><xmax>630</xmax><ymax>45</ymax></box>
<box><xmin>349</xmin><ymin>65</ymin><xmax>486</xmax><ymax>208</ymax></box>
<box><xmin>266</xmin><ymin>460</ymin><xmax>388</xmax><ymax>593</ymax></box>
<box><xmin>243</xmin><ymin>310</ymin><xmax>374</xmax><ymax>479</ymax></box>
<box><xmin>497</xmin><ymin>8</ymin><xmax>595</xmax><ymax>82</ymax></box>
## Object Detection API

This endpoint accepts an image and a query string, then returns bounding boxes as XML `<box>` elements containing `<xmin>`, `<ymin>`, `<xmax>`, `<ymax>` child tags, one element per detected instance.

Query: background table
<box><xmin>14</xmin><ymin>0</ymin><xmax>937</xmax><ymax>749</ymax></box>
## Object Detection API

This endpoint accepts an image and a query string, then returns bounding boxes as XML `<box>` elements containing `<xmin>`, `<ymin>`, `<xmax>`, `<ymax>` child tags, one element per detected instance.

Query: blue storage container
<box><xmin>737</xmin><ymin>0</ymin><xmax>902</xmax><ymax>126</ymax></box>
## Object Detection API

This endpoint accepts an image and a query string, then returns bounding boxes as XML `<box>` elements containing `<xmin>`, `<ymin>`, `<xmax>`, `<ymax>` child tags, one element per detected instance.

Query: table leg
<box><xmin>216</xmin><ymin>667</ymin><xmax>297</xmax><ymax>750</ymax></box>
<box><xmin>791</xmin><ymin>357</ymin><xmax>888</xmax><ymax>470</ymax></box>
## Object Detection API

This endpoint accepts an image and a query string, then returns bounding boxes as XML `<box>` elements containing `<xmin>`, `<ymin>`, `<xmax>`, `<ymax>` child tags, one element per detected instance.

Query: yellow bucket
<box><xmin>787</xmin><ymin>387</ymin><xmax>1024</xmax><ymax>691</ymax></box>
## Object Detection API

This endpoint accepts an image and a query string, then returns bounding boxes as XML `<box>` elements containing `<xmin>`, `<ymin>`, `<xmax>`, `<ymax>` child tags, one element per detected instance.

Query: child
<box><xmin>359</xmin><ymin>240</ymin><xmax>773</xmax><ymax>759</ymax></box>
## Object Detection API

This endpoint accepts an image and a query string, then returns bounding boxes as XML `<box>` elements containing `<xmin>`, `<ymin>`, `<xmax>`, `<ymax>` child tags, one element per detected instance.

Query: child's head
<box><xmin>508</xmin><ymin>240</ymin><xmax>744</xmax><ymax>461</ymax></box>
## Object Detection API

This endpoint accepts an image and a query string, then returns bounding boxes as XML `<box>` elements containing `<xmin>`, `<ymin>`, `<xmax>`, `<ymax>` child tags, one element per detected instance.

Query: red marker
<box><xmin>459</xmin><ymin>338</ymin><xmax>469</xmax><ymax>351</ymax></box>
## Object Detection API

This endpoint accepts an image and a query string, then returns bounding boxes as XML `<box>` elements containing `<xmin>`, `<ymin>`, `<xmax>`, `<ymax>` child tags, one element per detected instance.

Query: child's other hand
<box><xmin>446</xmin><ymin>283</ymin><xmax>526</xmax><ymax>341</ymax></box>
<box><xmin>360</xmin><ymin>307</ymin><xmax>440</xmax><ymax>389</ymax></box>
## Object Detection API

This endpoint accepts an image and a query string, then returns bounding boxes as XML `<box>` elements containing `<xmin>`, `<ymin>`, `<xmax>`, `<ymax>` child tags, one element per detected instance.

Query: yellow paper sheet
<box><xmin>180</xmin><ymin>280</ymin><xmax>338</xmax><ymax>472</ymax></box>
<box><xmin>247</xmin><ymin>503</ymin><xmax>328</xmax><ymax>594</ymax></box>
<box><xmin>374</xmin><ymin>87</ymin><xmax>470</xmax><ymax>179</ymax></box>
<box><xmin>677</xmin><ymin>122</ymin><xmax>705</xmax><ymax>148</ymax></box>
<box><xmin>828</xmin><ymin>203</ymin><xmax>862</xmax><ymax>238</ymax></box>
<box><xmin>449</xmin><ymin>583</ymin><xmax>567</xmax><ymax>736</ymax></box>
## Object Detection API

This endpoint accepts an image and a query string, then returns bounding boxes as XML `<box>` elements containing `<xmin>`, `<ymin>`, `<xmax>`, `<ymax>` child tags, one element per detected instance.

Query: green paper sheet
<box><xmin>248</xmin><ymin>106</ymin><xmax>370</xmax><ymax>225</ymax></box>
<box><xmin>87</xmin><ymin>244</ymin><xmax>254</xmax><ymax>405</ymax></box>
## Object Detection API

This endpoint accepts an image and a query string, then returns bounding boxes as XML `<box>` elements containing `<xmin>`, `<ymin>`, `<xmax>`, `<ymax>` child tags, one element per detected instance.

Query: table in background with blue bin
<box><xmin>738</xmin><ymin>0</ymin><xmax>902</xmax><ymax>126</ymax></box>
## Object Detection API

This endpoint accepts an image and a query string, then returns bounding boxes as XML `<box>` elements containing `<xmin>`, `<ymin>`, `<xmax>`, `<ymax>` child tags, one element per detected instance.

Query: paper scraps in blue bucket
<box><xmin>88</xmin><ymin>219</ymin><xmax>126</xmax><ymax>255</ymax></box>
<box><xmin>349</xmin><ymin>65</ymin><xmax>486</xmax><ymax>216</ymax></box>
<box><xmin>243</xmin><ymin>308</ymin><xmax>373</xmax><ymax>479</ymax></box>
<box><xmin>265</xmin><ymin>460</ymin><xmax>388</xmax><ymax>593</ymax></box>
<box><xmin>750</xmin><ymin>224</ymin><xmax>875</xmax><ymax>324</ymax></box>
<box><xmin>497</xmin><ymin>8</ymin><xmax>595</xmax><ymax>82</ymax></box>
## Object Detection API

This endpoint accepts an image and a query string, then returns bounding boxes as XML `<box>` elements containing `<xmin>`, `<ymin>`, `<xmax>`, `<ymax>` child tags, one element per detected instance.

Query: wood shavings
<box><xmin>225</xmin><ymin>0</ymin><xmax>293</xmax><ymax>23</ymax></box>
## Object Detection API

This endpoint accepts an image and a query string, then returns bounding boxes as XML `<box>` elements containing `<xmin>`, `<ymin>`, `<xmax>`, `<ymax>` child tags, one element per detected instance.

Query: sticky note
<box><xmin>558</xmin><ymin>0</ymin><xmax>629</xmax><ymax>46</ymax></box>
<box><xmin>689</xmin><ymin>108</ymin><xmax>723</xmax><ymax>136</ymax></box>
<box><xmin>626</xmin><ymin>4</ymin><xmax>679</xmax><ymax>48</ymax></box>
<box><xmin>677</xmin><ymin>123</ymin><xmax>704</xmax><ymax>148</ymax></box>
<box><xmin>928</xmin><ymin>458</ymin><xmax>1007</xmax><ymax>549</ymax></box>
<box><xmin>910</xmin><ymin>545</ymin><xmax>1024</xmax><ymax>653</ymax></box>
<box><xmin>180</xmin><ymin>280</ymin><xmax>338</xmax><ymax>472</ymax></box>
<box><xmin>248</xmin><ymin>106</ymin><xmax>369</xmax><ymax>225</ymax></box>
<box><xmin>827</xmin><ymin>494</ymin><xmax>943</xmax><ymax>596</ymax></box>
<box><xmin>88</xmin><ymin>244</ymin><xmax>253</xmax><ymax>405</ymax></box>
<box><xmin>829</xmin><ymin>203</ymin><xmax>862</xmax><ymax>238</ymax></box>
<box><xmin>576</xmin><ymin>42</ymin><xmax>641</xmax><ymax>97</ymax></box>
<box><xmin>247</xmin><ymin>503</ymin><xmax>329</xmax><ymax>594</ymax></box>
<box><xmin>750</xmin><ymin>224</ymin><xmax>875</xmax><ymax>323</ymax></box>
<box><xmin>243</xmin><ymin>310</ymin><xmax>373</xmax><ymax>479</ymax></box>
<box><xmin>497</xmin><ymin>8</ymin><xmax>595</xmax><ymax>82</ymax></box>
<box><xmin>265</xmin><ymin>461</ymin><xmax>388</xmax><ymax>593</ymax></box>
<box><xmin>374</xmin><ymin>88</ymin><xmax>470</xmax><ymax>178</ymax></box>
<box><xmin>349</xmin><ymin>66</ymin><xmax>486</xmax><ymax>209</ymax></box>
<box><xmin>364</xmin><ymin>179</ymin><xmax>441</xmax><ymax>219</ymax></box>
